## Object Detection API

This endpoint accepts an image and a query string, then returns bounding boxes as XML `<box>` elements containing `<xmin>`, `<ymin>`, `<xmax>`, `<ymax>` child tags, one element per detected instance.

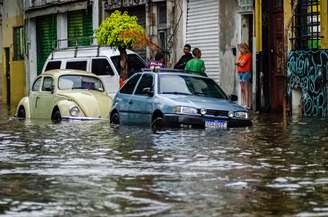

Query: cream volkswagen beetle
<box><xmin>16</xmin><ymin>69</ymin><xmax>112</xmax><ymax>122</ymax></box>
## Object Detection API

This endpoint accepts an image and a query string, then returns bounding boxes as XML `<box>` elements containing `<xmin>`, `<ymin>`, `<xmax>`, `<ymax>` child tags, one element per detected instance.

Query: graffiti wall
<box><xmin>287</xmin><ymin>50</ymin><xmax>328</xmax><ymax>117</ymax></box>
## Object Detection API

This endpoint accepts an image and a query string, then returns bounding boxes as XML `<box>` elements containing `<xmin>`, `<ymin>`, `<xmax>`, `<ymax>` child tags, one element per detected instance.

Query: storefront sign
<box><xmin>104</xmin><ymin>0</ymin><xmax>146</xmax><ymax>10</ymax></box>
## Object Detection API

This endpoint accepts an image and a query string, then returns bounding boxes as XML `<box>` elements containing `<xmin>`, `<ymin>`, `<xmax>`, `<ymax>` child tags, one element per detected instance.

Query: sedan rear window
<box><xmin>58</xmin><ymin>75</ymin><xmax>104</xmax><ymax>92</ymax></box>
<box><xmin>159</xmin><ymin>75</ymin><xmax>227</xmax><ymax>99</ymax></box>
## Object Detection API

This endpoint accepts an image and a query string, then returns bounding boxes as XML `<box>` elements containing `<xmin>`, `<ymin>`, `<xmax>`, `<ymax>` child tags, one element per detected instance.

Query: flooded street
<box><xmin>0</xmin><ymin>106</ymin><xmax>328</xmax><ymax>217</ymax></box>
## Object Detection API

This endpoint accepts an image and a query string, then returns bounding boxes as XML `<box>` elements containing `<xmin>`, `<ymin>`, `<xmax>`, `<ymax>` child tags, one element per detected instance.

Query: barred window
<box><xmin>290</xmin><ymin>0</ymin><xmax>321</xmax><ymax>50</ymax></box>
<box><xmin>13</xmin><ymin>26</ymin><xmax>24</xmax><ymax>60</ymax></box>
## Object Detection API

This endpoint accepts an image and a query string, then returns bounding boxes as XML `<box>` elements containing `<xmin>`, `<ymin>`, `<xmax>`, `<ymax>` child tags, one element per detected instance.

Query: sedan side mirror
<box><xmin>230</xmin><ymin>94</ymin><xmax>238</xmax><ymax>101</ymax></box>
<box><xmin>142</xmin><ymin>87</ymin><xmax>154</xmax><ymax>97</ymax></box>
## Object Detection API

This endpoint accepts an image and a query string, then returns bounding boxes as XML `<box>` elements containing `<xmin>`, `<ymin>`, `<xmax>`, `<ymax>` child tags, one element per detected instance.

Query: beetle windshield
<box><xmin>58</xmin><ymin>75</ymin><xmax>104</xmax><ymax>92</ymax></box>
<box><xmin>159</xmin><ymin>74</ymin><xmax>227</xmax><ymax>99</ymax></box>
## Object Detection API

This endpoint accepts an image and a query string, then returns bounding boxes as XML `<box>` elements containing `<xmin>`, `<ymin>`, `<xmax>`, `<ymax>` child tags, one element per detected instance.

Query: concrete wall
<box><xmin>2</xmin><ymin>0</ymin><xmax>26</xmax><ymax>106</ymax></box>
<box><xmin>218</xmin><ymin>0</ymin><xmax>240</xmax><ymax>96</ymax></box>
<box><xmin>171</xmin><ymin>0</ymin><xmax>187</xmax><ymax>67</ymax></box>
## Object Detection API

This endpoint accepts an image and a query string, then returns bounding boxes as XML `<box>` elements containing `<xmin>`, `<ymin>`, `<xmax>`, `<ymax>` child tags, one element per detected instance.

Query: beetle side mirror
<box><xmin>230</xmin><ymin>94</ymin><xmax>238</xmax><ymax>101</ymax></box>
<box><xmin>142</xmin><ymin>87</ymin><xmax>154</xmax><ymax>97</ymax></box>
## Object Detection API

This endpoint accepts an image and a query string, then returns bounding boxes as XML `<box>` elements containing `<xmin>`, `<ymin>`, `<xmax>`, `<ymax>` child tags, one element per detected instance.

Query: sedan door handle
<box><xmin>128</xmin><ymin>101</ymin><xmax>133</xmax><ymax>105</ymax></box>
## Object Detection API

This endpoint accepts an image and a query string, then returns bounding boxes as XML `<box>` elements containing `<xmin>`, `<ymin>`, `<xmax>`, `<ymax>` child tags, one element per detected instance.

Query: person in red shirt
<box><xmin>236</xmin><ymin>43</ymin><xmax>252</xmax><ymax>109</ymax></box>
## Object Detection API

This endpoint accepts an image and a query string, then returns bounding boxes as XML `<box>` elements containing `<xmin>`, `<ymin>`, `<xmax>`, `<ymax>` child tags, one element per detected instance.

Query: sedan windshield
<box><xmin>58</xmin><ymin>75</ymin><xmax>104</xmax><ymax>92</ymax></box>
<box><xmin>159</xmin><ymin>74</ymin><xmax>227</xmax><ymax>99</ymax></box>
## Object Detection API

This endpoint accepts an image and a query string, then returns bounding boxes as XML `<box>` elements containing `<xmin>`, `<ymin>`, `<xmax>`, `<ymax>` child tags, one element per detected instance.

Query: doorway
<box><xmin>4</xmin><ymin>48</ymin><xmax>10</xmax><ymax>105</ymax></box>
<box><xmin>262</xmin><ymin>0</ymin><xmax>284</xmax><ymax>112</ymax></box>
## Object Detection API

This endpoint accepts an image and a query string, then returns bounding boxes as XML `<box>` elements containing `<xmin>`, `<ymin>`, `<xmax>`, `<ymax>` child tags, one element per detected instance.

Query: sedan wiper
<box><xmin>161</xmin><ymin>92</ymin><xmax>192</xmax><ymax>95</ymax></box>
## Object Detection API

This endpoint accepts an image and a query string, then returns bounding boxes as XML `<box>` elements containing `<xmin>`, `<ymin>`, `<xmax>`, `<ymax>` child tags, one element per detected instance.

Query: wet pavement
<box><xmin>0</xmin><ymin>105</ymin><xmax>328</xmax><ymax>217</ymax></box>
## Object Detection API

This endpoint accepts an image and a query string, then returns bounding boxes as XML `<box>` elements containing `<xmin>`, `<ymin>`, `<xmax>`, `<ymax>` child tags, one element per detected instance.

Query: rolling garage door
<box><xmin>186</xmin><ymin>0</ymin><xmax>220</xmax><ymax>82</ymax></box>
<box><xmin>68</xmin><ymin>9</ymin><xmax>93</xmax><ymax>47</ymax></box>
<box><xmin>36</xmin><ymin>15</ymin><xmax>57</xmax><ymax>74</ymax></box>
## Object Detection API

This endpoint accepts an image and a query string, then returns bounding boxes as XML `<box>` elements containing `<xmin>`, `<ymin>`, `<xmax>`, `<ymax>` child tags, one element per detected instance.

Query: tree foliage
<box><xmin>96</xmin><ymin>10</ymin><xmax>146</xmax><ymax>49</ymax></box>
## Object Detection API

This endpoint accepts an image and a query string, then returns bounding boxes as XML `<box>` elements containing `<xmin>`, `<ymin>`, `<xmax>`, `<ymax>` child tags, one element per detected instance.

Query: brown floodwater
<box><xmin>0</xmin><ymin>105</ymin><xmax>328</xmax><ymax>217</ymax></box>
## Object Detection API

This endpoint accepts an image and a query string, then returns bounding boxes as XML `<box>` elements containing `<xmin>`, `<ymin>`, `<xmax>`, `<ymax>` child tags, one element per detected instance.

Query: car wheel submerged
<box><xmin>110</xmin><ymin>112</ymin><xmax>120</xmax><ymax>128</ymax></box>
<box><xmin>17</xmin><ymin>106</ymin><xmax>26</xmax><ymax>119</ymax></box>
<box><xmin>151</xmin><ymin>117</ymin><xmax>165</xmax><ymax>132</ymax></box>
<box><xmin>52</xmin><ymin>109</ymin><xmax>62</xmax><ymax>123</ymax></box>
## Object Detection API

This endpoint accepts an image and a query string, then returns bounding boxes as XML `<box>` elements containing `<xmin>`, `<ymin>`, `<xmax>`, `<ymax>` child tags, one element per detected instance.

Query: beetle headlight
<box><xmin>175</xmin><ymin>106</ymin><xmax>198</xmax><ymax>115</ymax></box>
<box><xmin>233</xmin><ymin>111</ymin><xmax>249</xmax><ymax>119</ymax></box>
<box><xmin>69</xmin><ymin>106</ymin><xmax>80</xmax><ymax>116</ymax></box>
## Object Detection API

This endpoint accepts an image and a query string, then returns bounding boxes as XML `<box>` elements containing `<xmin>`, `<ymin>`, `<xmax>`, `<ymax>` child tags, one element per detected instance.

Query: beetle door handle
<box><xmin>128</xmin><ymin>100</ymin><xmax>133</xmax><ymax>105</ymax></box>
<box><xmin>35</xmin><ymin>96</ymin><xmax>40</xmax><ymax>108</ymax></box>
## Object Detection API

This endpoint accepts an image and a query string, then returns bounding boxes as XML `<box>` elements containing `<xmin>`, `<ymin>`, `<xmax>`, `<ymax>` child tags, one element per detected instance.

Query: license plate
<box><xmin>205</xmin><ymin>120</ymin><xmax>227</xmax><ymax>129</ymax></box>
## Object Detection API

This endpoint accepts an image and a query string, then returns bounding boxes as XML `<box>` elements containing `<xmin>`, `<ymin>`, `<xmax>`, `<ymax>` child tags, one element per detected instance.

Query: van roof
<box><xmin>47</xmin><ymin>46</ymin><xmax>136</xmax><ymax>60</ymax></box>
<box><xmin>42</xmin><ymin>69</ymin><xmax>98</xmax><ymax>78</ymax></box>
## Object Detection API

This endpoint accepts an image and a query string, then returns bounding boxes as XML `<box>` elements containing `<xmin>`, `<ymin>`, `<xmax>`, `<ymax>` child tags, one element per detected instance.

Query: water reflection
<box><xmin>0</xmin><ymin>110</ymin><xmax>328</xmax><ymax>216</ymax></box>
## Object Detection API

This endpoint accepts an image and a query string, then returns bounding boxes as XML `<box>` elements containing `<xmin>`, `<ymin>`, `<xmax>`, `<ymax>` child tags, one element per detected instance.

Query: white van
<box><xmin>42</xmin><ymin>46</ymin><xmax>146</xmax><ymax>96</ymax></box>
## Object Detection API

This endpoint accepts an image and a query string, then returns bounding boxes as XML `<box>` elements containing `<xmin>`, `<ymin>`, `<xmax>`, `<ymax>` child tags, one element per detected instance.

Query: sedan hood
<box><xmin>57</xmin><ymin>90</ymin><xmax>112</xmax><ymax>118</ymax></box>
<box><xmin>162</xmin><ymin>94</ymin><xmax>245</xmax><ymax>112</ymax></box>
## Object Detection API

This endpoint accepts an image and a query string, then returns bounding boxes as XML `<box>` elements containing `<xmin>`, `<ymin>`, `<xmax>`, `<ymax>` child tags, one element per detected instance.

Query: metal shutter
<box><xmin>36</xmin><ymin>15</ymin><xmax>57</xmax><ymax>75</ymax></box>
<box><xmin>68</xmin><ymin>9</ymin><xmax>93</xmax><ymax>47</ymax></box>
<box><xmin>186</xmin><ymin>0</ymin><xmax>220</xmax><ymax>82</ymax></box>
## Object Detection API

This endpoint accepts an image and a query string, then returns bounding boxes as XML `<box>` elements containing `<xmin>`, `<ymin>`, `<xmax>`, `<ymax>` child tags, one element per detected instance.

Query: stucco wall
<box><xmin>219</xmin><ymin>0</ymin><xmax>240</xmax><ymax>95</ymax></box>
<box><xmin>2</xmin><ymin>0</ymin><xmax>26</xmax><ymax>105</ymax></box>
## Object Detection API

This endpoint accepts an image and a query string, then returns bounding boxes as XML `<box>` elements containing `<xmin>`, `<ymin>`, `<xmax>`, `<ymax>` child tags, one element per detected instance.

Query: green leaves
<box><xmin>96</xmin><ymin>10</ymin><xmax>145</xmax><ymax>49</ymax></box>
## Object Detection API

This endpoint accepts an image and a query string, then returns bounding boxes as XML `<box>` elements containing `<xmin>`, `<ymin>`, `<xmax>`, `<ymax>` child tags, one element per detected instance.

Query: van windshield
<box><xmin>58</xmin><ymin>75</ymin><xmax>104</xmax><ymax>92</ymax></box>
<box><xmin>111</xmin><ymin>54</ymin><xmax>146</xmax><ymax>78</ymax></box>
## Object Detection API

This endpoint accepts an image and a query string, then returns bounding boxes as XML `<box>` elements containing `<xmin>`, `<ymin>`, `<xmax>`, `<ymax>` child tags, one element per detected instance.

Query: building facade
<box><xmin>255</xmin><ymin>0</ymin><xmax>328</xmax><ymax>117</ymax></box>
<box><xmin>1</xmin><ymin>0</ymin><xmax>26</xmax><ymax>106</ymax></box>
<box><xmin>175</xmin><ymin>0</ymin><xmax>254</xmax><ymax>103</ymax></box>
<box><xmin>287</xmin><ymin>0</ymin><xmax>328</xmax><ymax>118</ymax></box>
<box><xmin>24</xmin><ymin>0</ymin><xmax>100</xmax><ymax>91</ymax></box>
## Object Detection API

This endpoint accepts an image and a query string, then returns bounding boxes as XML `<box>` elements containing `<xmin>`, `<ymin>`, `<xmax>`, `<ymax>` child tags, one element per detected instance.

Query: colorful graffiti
<box><xmin>287</xmin><ymin>50</ymin><xmax>328</xmax><ymax>117</ymax></box>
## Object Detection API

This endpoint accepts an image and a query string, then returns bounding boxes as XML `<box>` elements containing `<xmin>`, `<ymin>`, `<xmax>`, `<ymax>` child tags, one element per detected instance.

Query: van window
<box><xmin>45</xmin><ymin>61</ymin><xmax>61</xmax><ymax>71</ymax></box>
<box><xmin>91</xmin><ymin>58</ymin><xmax>114</xmax><ymax>76</ymax></box>
<box><xmin>66</xmin><ymin>61</ymin><xmax>87</xmax><ymax>70</ymax></box>
<box><xmin>111</xmin><ymin>54</ymin><xmax>145</xmax><ymax>78</ymax></box>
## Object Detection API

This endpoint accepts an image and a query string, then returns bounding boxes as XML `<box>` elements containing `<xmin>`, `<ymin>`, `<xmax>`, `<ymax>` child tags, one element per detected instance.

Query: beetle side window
<box><xmin>45</xmin><ymin>61</ymin><xmax>61</xmax><ymax>71</ymax></box>
<box><xmin>120</xmin><ymin>74</ymin><xmax>141</xmax><ymax>94</ymax></box>
<box><xmin>32</xmin><ymin>77</ymin><xmax>42</xmax><ymax>91</ymax></box>
<box><xmin>135</xmin><ymin>74</ymin><xmax>153</xmax><ymax>96</ymax></box>
<box><xmin>66</xmin><ymin>61</ymin><xmax>87</xmax><ymax>70</ymax></box>
<box><xmin>42</xmin><ymin>77</ymin><xmax>54</xmax><ymax>92</ymax></box>
<box><xmin>91</xmin><ymin>58</ymin><xmax>114</xmax><ymax>76</ymax></box>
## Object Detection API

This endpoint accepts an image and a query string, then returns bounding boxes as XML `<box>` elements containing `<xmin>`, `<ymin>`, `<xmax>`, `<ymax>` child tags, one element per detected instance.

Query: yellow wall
<box><xmin>321</xmin><ymin>0</ymin><xmax>328</xmax><ymax>48</ymax></box>
<box><xmin>284</xmin><ymin>0</ymin><xmax>293</xmax><ymax>51</ymax></box>
<box><xmin>2</xmin><ymin>15</ymin><xmax>26</xmax><ymax>106</ymax></box>
<box><xmin>255</xmin><ymin>0</ymin><xmax>262</xmax><ymax>53</ymax></box>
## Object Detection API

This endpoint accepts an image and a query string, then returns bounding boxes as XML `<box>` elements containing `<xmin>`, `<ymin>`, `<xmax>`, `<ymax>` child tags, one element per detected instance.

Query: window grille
<box><xmin>290</xmin><ymin>0</ymin><xmax>321</xmax><ymax>50</ymax></box>
<box><xmin>13</xmin><ymin>26</ymin><xmax>24</xmax><ymax>60</ymax></box>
